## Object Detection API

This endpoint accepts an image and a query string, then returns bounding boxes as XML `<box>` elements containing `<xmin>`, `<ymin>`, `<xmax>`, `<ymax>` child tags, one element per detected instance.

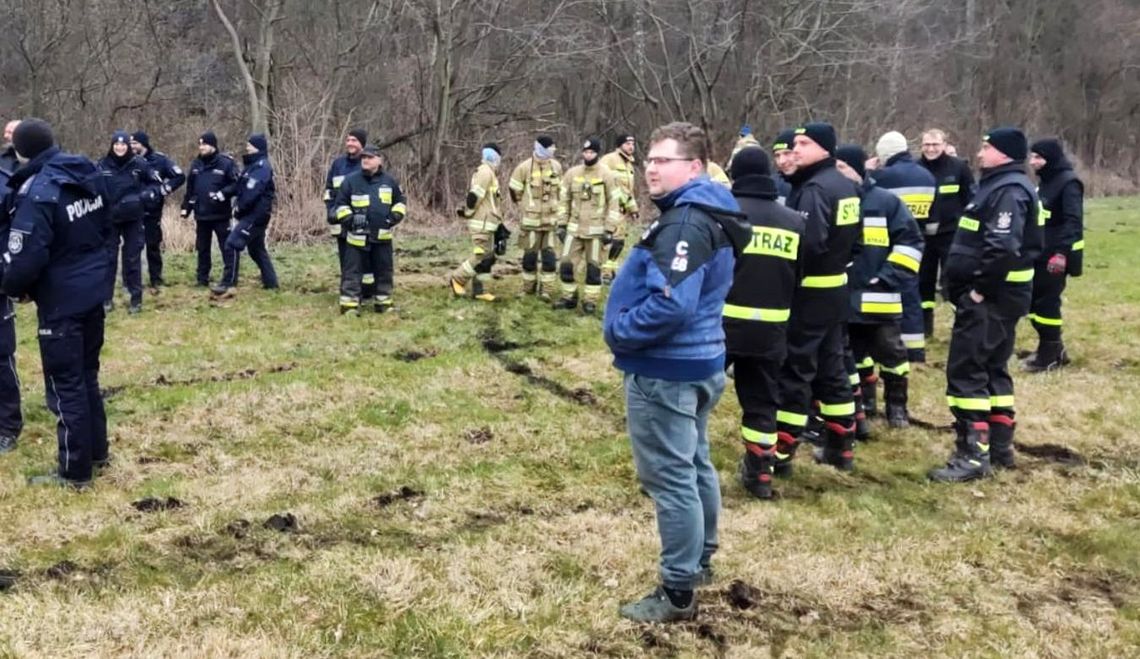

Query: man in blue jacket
<box><xmin>181</xmin><ymin>132</ymin><xmax>238</xmax><ymax>288</ymax></box>
<box><xmin>604</xmin><ymin>121</ymin><xmax>748</xmax><ymax>623</ymax></box>
<box><xmin>2</xmin><ymin>119</ymin><xmax>110</xmax><ymax>487</ymax></box>
<box><xmin>212</xmin><ymin>133</ymin><xmax>278</xmax><ymax>297</ymax></box>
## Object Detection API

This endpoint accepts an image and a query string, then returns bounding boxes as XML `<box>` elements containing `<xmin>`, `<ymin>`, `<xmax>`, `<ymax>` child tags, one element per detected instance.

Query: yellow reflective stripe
<box><xmin>472</xmin><ymin>246</ymin><xmax>486</xmax><ymax>255</ymax></box>
<box><xmin>1072</xmin><ymin>240</ymin><xmax>1084</xmax><ymax>251</ymax></box>
<box><xmin>335</xmin><ymin>206</ymin><xmax>352</xmax><ymax>219</ymax></box>
<box><xmin>863</xmin><ymin>225</ymin><xmax>890</xmax><ymax>247</ymax></box>
<box><xmin>776</xmin><ymin>410</ymin><xmax>808</xmax><ymax>427</ymax></box>
<box><xmin>899</xmin><ymin>192</ymin><xmax>934</xmax><ymax>220</ymax></box>
<box><xmin>1005</xmin><ymin>268</ymin><xmax>1033</xmax><ymax>283</ymax></box>
<box><xmin>901</xmin><ymin>333</ymin><xmax>925</xmax><ymax>349</ymax></box>
<box><xmin>741</xmin><ymin>426</ymin><xmax>777</xmax><ymax>446</ymax></box>
<box><xmin>887</xmin><ymin>251</ymin><xmax>920</xmax><ymax>273</ymax></box>
<box><xmin>848</xmin><ymin>373</ymin><xmax>859</xmax><ymax>386</ymax></box>
<box><xmin>1039</xmin><ymin>204</ymin><xmax>1052</xmax><ymax>221</ymax></box>
<box><xmin>743</xmin><ymin>226</ymin><xmax>799</xmax><ymax>260</ymax></box>
<box><xmin>938</xmin><ymin>184</ymin><xmax>960</xmax><ymax>194</ymax></box>
<box><xmin>947</xmin><ymin>396</ymin><xmax>991</xmax><ymax>411</ymax></box>
<box><xmin>346</xmin><ymin>235</ymin><xmax>366</xmax><ymax>247</ymax></box>
<box><xmin>990</xmin><ymin>395</ymin><xmax>1015</xmax><ymax>408</ymax></box>
<box><xmin>921</xmin><ymin>301</ymin><xmax>937</xmax><ymax>310</ymax></box>
<box><xmin>723</xmin><ymin>304</ymin><xmax>791</xmax><ymax>322</ymax></box>
<box><xmin>772</xmin><ymin>142</ymin><xmax>788</xmax><ymax>152</ymax></box>
<box><xmin>879</xmin><ymin>362</ymin><xmax>910</xmax><ymax>376</ymax></box>
<box><xmin>376</xmin><ymin>229</ymin><xmax>393</xmax><ymax>241</ymax></box>
<box><xmin>391</xmin><ymin>203</ymin><xmax>407</xmax><ymax>215</ymax></box>
<box><xmin>959</xmin><ymin>217</ymin><xmax>980</xmax><ymax>232</ymax></box>
<box><xmin>471</xmin><ymin>185</ymin><xmax>486</xmax><ymax>198</ymax></box>
<box><xmin>351</xmin><ymin>194</ymin><xmax>370</xmax><ymax>208</ymax></box>
<box><xmin>801</xmin><ymin>273</ymin><xmax>847</xmax><ymax>288</ymax></box>
<box><xmin>362</xmin><ymin>274</ymin><xmax>376</xmax><ymax>285</ymax></box>
<box><xmin>330</xmin><ymin>224</ymin><xmax>342</xmax><ymax>236</ymax></box>
<box><xmin>857</xmin><ymin>356</ymin><xmax>874</xmax><ymax>369</ymax></box>
<box><xmin>836</xmin><ymin>197</ymin><xmax>861</xmax><ymax>226</ymax></box>
<box><xmin>819</xmin><ymin>401</ymin><xmax>856</xmax><ymax>416</ymax></box>
<box><xmin>1029</xmin><ymin>313</ymin><xmax>1063</xmax><ymax>327</ymax></box>
<box><xmin>861</xmin><ymin>302</ymin><xmax>903</xmax><ymax>314</ymax></box>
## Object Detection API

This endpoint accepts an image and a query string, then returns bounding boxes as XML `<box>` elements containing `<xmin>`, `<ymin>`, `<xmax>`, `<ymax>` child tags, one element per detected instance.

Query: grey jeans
<box><xmin>624</xmin><ymin>370</ymin><xmax>725</xmax><ymax>590</ymax></box>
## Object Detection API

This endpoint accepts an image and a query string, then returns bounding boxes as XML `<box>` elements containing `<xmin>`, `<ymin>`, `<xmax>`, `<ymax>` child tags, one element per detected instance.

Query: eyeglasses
<box><xmin>645</xmin><ymin>156</ymin><xmax>696</xmax><ymax>166</ymax></box>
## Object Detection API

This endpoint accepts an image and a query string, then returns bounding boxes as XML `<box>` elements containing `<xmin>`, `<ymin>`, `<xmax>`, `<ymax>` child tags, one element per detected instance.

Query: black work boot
<box><xmin>1024</xmin><ymin>340</ymin><xmax>1065</xmax><ymax>373</ymax></box>
<box><xmin>801</xmin><ymin>414</ymin><xmax>825</xmax><ymax>448</ymax></box>
<box><xmin>813</xmin><ymin>422</ymin><xmax>855</xmax><ymax>471</ymax></box>
<box><xmin>772</xmin><ymin>431</ymin><xmax>799</xmax><ymax>477</ymax></box>
<box><xmin>739</xmin><ymin>442</ymin><xmax>776</xmax><ymax>500</ymax></box>
<box><xmin>929</xmin><ymin>421</ymin><xmax>992</xmax><ymax>482</ymax></box>
<box><xmin>988</xmin><ymin>414</ymin><xmax>1016</xmax><ymax>469</ymax></box>
<box><xmin>884</xmin><ymin>376</ymin><xmax>910</xmax><ymax>429</ymax></box>
<box><xmin>923</xmin><ymin>308</ymin><xmax>934</xmax><ymax>338</ymax></box>
<box><xmin>581</xmin><ymin>301</ymin><xmax>597</xmax><ymax>315</ymax></box>
<box><xmin>861</xmin><ymin>375</ymin><xmax>879</xmax><ymax>418</ymax></box>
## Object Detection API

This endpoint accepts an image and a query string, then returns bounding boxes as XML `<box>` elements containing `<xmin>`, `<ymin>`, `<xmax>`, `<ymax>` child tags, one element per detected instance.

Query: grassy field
<box><xmin>0</xmin><ymin>198</ymin><xmax>1137</xmax><ymax>658</ymax></box>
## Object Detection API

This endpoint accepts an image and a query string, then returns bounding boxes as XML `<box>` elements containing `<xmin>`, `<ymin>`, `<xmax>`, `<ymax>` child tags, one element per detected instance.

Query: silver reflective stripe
<box><xmin>924</xmin><ymin>223</ymin><xmax>939</xmax><ymax>235</ymax></box>
<box><xmin>892</xmin><ymin>245</ymin><xmax>923</xmax><ymax>261</ymax></box>
<box><xmin>863</xmin><ymin>216</ymin><xmax>887</xmax><ymax>227</ymax></box>
<box><xmin>862</xmin><ymin>292</ymin><xmax>901</xmax><ymax>303</ymax></box>
<box><xmin>901</xmin><ymin>333</ymin><xmax>925</xmax><ymax>343</ymax></box>
<box><xmin>884</xmin><ymin>186</ymin><xmax>936</xmax><ymax>196</ymax></box>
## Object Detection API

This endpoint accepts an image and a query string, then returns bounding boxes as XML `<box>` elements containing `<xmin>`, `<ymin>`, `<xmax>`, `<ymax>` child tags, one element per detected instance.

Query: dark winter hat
<box><xmin>248</xmin><ymin>133</ymin><xmax>268</xmax><ymax>154</ymax></box>
<box><xmin>482</xmin><ymin>142</ymin><xmax>502</xmax><ymax>156</ymax></box>
<box><xmin>795</xmin><ymin>122</ymin><xmax>837</xmax><ymax>156</ymax></box>
<box><xmin>582</xmin><ymin>137</ymin><xmax>602</xmax><ymax>153</ymax></box>
<box><xmin>111</xmin><ymin>130</ymin><xmax>131</xmax><ymax>146</ymax></box>
<box><xmin>361</xmin><ymin>144</ymin><xmax>383</xmax><ymax>158</ymax></box>
<box><xmin>835</xmin><ymin>144</ymin><xmax>868</xmax><ymax>180</ymax></box>
<box><xmin>12</xmin><ymin>118</ymin><xmax>54</xmax><ymax>159</ymax></box>
<box><xmin>536</xmin><ymin>135</ymin><xmax>555</xmax><ymax>149</ymax></box>
<box><xmin>199</xmin><ymin>131</ymin><xmax>218</xmax><ymax>149</ymax></box>
<box><xmin>1030</xmin><ymin>137</ymin><xmax>1065</xmax><ymax>165</ymax></box>
<box><xmin>614</xmin><ymin>133</ymin><xmax>635</xmax><ymax>148</ymax></box>
<box><xmin>772</xmin><ymin>129</ymin><xmax>796</xmax><ymax>153</ymax></box>
<box><xmin>348</xmin><ymin>128</ymin><xmax>368</xmax><ymax>146</ymax></box>
<box><xmin>728</xmin><ymin>146</ymin><xmax>771</xmax><ymax>179</ymax></box>
<box><xmin>131</xmin><ymin>131</ymin><xmax>152</xmax><ymax>151</ymax></box>
<box><xmin>983</xmin><ymin>126</ymin><xmax>1027</xmax><ymax>161</ymax></box>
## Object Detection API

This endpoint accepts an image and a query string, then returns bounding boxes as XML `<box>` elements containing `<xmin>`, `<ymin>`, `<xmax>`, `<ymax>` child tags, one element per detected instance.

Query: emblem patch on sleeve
<box><xmin>8</xmin><ymin>232</ymin><xmax>23</xmax><ymax>254</ymax></box>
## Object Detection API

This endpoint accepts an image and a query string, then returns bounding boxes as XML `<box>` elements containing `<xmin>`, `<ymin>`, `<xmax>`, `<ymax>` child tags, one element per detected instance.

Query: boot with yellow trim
<box><xmin>883</xmin><ymin>375</ymin><xmax>909</xmax><ymax>429</ymax></box>
<box><xmin>772</xmin><ymin>430</ymin><xmax>799</xmax><ymax>477</ymax></box>
<box><xmin>929</xmin><ymin>421</ymin><xmax>992</xmax><ymax>482</ymax></box>
<box><xmin>338</xmin><ymin>295</ymin><xmax>360</xmax><ymax>316</ymax></box>
<box><xmin>739</xmin><ymin>440</ymin><xmax>776</xmax><ymax>500</ymax></box>
<box><xmin>374</xmin><ymin>295</ymin><xmax>394</xmax><ymax>314</ymax></box>
<box><xmin>471</xmin><ymin>277</ymin><xmax>496</xmax><ymax>302</ymax></box>
<box><xmin>448</xmin><ymin>276</ymin><xmax>467</xmax><ymax>298</ymax></box>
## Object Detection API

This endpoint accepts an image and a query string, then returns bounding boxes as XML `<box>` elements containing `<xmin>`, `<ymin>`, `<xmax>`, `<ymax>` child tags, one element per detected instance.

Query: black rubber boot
<box><xmin>1024</xmin><ymin>340</ymin><xmax>1065</xmax><ymax>373</ymax></box>
<box><xmin>884</xmin><ymin>376</ymin><xmax>909</xmax><ymax>429</ymax></box>
<box><xmin>861</xmin><ymin>375</ymin><xmax>879</xmax><ymax>418</ymax></box>
<box><xmin>988</xmin><ymin>414</ymin><xmax>1016</xmax><ymax>469</ymax></box>
<box><xmin>929</xmin><ymin>421</ymin><xmax>992</xmax><ymax>482</ymax></box>
<box><xmin>739</xmin><ymin>442</ymin><xmax>775</xmax><ymax>500</ymax></box>
<box><xmin>772</xmin><ymin>431</ymin><xmax>799</xmax><ymax>477</ymax></box>
<box><xmin>813</xmin><ymin>422</ymin><xmax>855</xmax><ymax>471</ymax></box>
<box><xmin>923</xmin><ymin>309</ymin><xmax>934</xmax><ymax>338</ymax></box>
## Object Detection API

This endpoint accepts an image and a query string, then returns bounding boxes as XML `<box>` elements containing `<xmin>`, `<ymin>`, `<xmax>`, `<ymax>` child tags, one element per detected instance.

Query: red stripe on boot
<box><xmin>989</xmin><ymin>414</ymin><xmax>1015</xmax><ymax>427</ymax></box>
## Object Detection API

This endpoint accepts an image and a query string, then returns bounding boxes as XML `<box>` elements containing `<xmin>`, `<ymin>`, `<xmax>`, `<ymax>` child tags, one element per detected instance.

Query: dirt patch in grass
<box><xmin>1016</xmin><ymin>442</ymin><xmax>1087</xmax><ymax>465</ymax></box>
<box><xmin>464</xmin><ymin>426</ymin><xmax>494</xmax><ymax>444</ymax></box>
<box><xmin>132</xmin><ymin>496</ymin><xmax>185</xmax><ymax>513</ymax></box>
<box><xmin>393</xmin><ymin>348</ymin><xmax>438</xmax><ymax>362</ymax></box>
<box><xmin>374</xmin><ymin>486</ymin><xmax>425</xmax><ymax>507</ymax></box>
<box><xmin>264</xmin><ymin>513</ymin><xmax>298</xmax><ymax>533</ymax></box>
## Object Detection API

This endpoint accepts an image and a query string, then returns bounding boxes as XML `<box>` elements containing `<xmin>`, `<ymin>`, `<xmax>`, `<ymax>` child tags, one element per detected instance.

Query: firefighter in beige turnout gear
<box><xmin>554</xmin><ymin>138</ymin><xmax>623</xmax><ymax>315</ymax></box>
<box><xmin>598</xmin><ymin>133</ymin><xmax>639</xmax><ymax>283</ymax></box>
<box><xmin>450</xmin><ymin>143</ymin><xmax>503</xmax><ymax>302</ymax></box>
<box><xmin>508</xmin><ymin>136</ymin><xmax>563</xmax><ymax>300</ymax></box>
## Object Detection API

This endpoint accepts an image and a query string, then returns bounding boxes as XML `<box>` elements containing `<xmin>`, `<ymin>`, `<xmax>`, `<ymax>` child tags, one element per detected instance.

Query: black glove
<box><xmin>350</xmin><ymin>213</ymin><xmax>368</xmax><ymax>233</ymax></box>
<box><xmin>602</xmin><ymin>231</ymin><xmax>614</xmax><ymax>246</ymax></box>
<box><xmin>556</xmin><ymin>226</ymin><xmax>568</xmax><ymax>244</ymax></box>
<box><xmin>494</xmin><ymin>224</ymin><xmax>511</xmax><ymax>256</ymax></box>
<box><xmin>456</xmin><ymin>207</ymin><xmax>468</xmax><ymax>218</ymax></box>
<box><xmin>389</xmin><ymin>212</ymin><xmax>405</xmax><ymax>228</ymax></box>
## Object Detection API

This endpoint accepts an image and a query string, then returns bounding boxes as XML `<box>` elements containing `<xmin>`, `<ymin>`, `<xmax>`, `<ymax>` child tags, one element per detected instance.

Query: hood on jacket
<box><xmin>653</xmin><ymin>176</ymin><xmax>750</xmax><ymax>256</ymax></box>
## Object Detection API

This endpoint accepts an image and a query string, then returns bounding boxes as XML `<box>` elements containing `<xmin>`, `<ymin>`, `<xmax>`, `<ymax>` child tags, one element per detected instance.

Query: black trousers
<box><xmin>919</xmin><ymin>232</ymin><xmax>952</xmax><ymax>309</ymax></box>
<box><xmin>105</xmin><ymin>221</ymin><xmax>144</xmax><ymax>305</ymax></box>
<box><xmin>342</xmin><ymin>241</ymin><xmax>394</xmax><ymax>303</ymax></box>
<box><xmin>222</xmin><ymin>221</ymin><xmax>278</xmax><ymax>288</ymax></box>
<box><xmin>37</xmin><ymin>305</ymin><xmax>107</xmax><ymax>482</ymax></box>
<box><xmin>195</xmin><ymin>220</ymin><xmax>236</xmax><ymax>286</ymax></box>
<box><xmin>777</xmin><ymin>319</ymin><xmax>854</xmax><ymax>434</ymax></box>
<box><xmin>143</xmin><ymin>214</ymin><xmax>164</xmax><ymax>284</ymax></box>
<box><xmin>1030</xmin><ymin>263</ymin><xmax>1067</xmax><ymax>342</ymax></box>
<box><xmin>0</xmin><ymin>302</ymin><xmax>22</xmax><ymax>437</ymax></box>
<box><xmin>849</xmin><ymin>322</ymin><xmax>908</xmax><ymax>375</ymax></box>
<box><xmin>946</xmin><ymin>295</ymin><xmax>1018</xmax><ymax>423</ymax></box>
<box><xmin>730</xmin><ymin>354</ymin><xmax>783</xmax><ymax>447</ymax></box>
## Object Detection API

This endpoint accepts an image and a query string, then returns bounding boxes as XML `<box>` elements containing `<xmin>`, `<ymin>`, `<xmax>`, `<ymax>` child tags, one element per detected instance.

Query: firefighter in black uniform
<box><xmin>724</xmin><ymin>148</ymin><xmax>805</xmax><ymax>499</ymax></box>
<box><xmin>835</xmin><ymin>145</ymin><xmax>924</xmax><ymax>430</ymax></box>
<box><xmin>1025</xmin><ymin>138</ymin><xmax>1083</xmax><ymax>372</ymax></box>
<box><xmin>332</xmin><ymin>145</ymin><xmax>407</xmax><ymax>313</ymax></box>
<box><xmin>775</xmin><ymin>122</ymin><xmax>862</xmax><ymax>472</ymax></box>
<box><xmin>918</xmin><ymin>129</ymin><xmax>975</xmax><ymax>338</ymax></box>
<box><xmin>931</xmin><ymin>127</ymin><xmax>1042</xmax><ymax>482</ymax></box>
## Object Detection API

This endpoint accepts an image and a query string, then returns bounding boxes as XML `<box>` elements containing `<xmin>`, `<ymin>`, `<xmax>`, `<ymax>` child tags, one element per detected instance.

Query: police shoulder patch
<box><xmin>997</xmin><ymin>211</ymin><xmax>1012</xmax><ymax>229</ymax></box>
<box><xmin>8</xmin><ymin>232</ymin><xmax>23</xmax><ymax>254</ymax></box>
<box><xmin>173</xmin><ymin>166</ymin><xmax>183</xmax><ymax>175</ymax></box>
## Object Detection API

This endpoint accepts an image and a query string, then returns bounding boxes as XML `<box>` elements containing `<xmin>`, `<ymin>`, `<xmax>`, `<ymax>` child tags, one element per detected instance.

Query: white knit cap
<box><xmin>876</xmin><ymin>131</ymin><xmax>909</xmax><ymax>162</ymax></box>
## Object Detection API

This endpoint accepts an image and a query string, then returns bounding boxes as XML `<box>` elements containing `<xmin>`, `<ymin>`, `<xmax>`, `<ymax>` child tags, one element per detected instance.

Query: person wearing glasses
<box><xmin>604</xmin><ymin>121</ymin><xmax>748</xmax><ymax>623</ymax></box>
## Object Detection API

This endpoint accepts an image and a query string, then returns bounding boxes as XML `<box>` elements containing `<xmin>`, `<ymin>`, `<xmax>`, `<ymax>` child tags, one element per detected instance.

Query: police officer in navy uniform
<box><xmin>181</xmin><ymin>132</ymin><xmax>238</xmax><ymax>288</ymax></box>
<box><xmin>0</xmin><ymin>120</ymin><xmax>22</xmax><ymax>454</ymax></box>
<box><xmin>331</xmin><ymin>144</ymin><xmax>408</xmax><ymax>313</ymax></box>
<box><xmin>130</xmin><ymin>131</ymin><xmax>185</xmax><ymax>287</ymax></box>
<box><xmin>212</xmin><ymin>133</ymin><xmax>278</xmax><ymax>297</ymax></box>
<box><xmin>98</xmin><ymin>131</ymin><xmax>161</xmax><ymax>314</ymax></box>
<box><xmin>2</xmin><ymin>119</ymin><xmax>111</xmax><ymax>487</ymax></box>
<box><xmin>930</xmin><ymin>127</ymin><xmax>1042</xmax><ymax>482</ymax></box>
<box><xmin>1025</xmin><ymin>138</ymin><xmax>1084</xmax><ymax>372</ymax></box>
